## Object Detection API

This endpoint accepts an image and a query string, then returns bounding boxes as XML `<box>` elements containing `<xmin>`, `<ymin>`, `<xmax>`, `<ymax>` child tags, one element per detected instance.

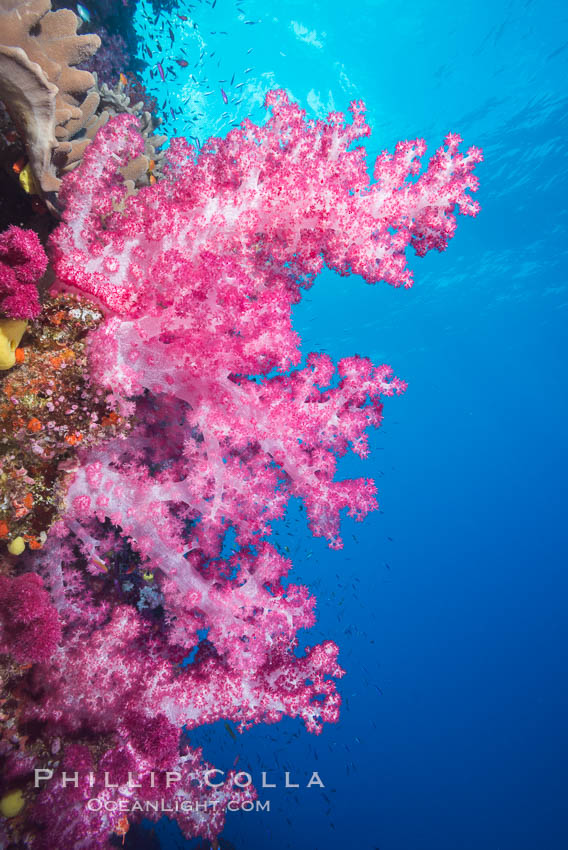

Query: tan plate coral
<box><xmin>0</xmin><ymin>0</ymin><xmax>102</xmax><ymax>212</ymax></box>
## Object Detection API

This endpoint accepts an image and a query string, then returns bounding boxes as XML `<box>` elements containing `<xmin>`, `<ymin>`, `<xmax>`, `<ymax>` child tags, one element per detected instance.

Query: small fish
<box><xmin>221</xmin><ymin>88</ymin><xmax>228</xmax><ymax>104</ymax></box>
<box><xmin>176</xmin><ymin>58</ymin><xmax>189</xmax><ymax>67</ymax></box>
<box><xmin>157</xmin><ymin>62</ymin><xmax>165</xmax><ymax>82</ymax></box>
<box><xmin>169</xmin><ymin>25</ymin><xmax>175</xmax><ymax>42</ymax></box>
<box><xmin>90</xmin><ymin>554</ymin><xmax>108</xmax><ymax>574</ymax></box>
<box><xmin>224</xmin><ymin>721</ymin><xmax>236</xmax><ymax>742</ymax></box>
<box><xmin>146</xmin><ymin>44</ymin><xmax>153</xmax><ymax>58</ymax></box>
<box><xmin>119</xmin><ymin>72</ymin><xmax>127</xmax><ymax>86</ymax></box>
<box><xmin>12</xmin><ymin>156</ymin><xmax>26</xmax><ymax>174</ymax></box>
<box><xmin>114</xmin><ymin>814</ymin><xmax>129</xmax><ymax>845</ymax></box>
<box><xmin>76</xmin><ymin>3</ymin><xmax>91</xmax><ymax>23</ymax></box>
<box><xmin>177</xmin><ymin>14</ymin><xmax>188</xmax><ymax>20</ymax></box>
<box><xmin>171</xmin><ymin>107</ymin><xmax>175</xmax><ymax>119</ymax></box>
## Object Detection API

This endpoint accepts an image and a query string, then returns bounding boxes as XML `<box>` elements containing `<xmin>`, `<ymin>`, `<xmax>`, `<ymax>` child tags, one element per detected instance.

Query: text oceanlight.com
<box><xmin>33</xmin><ymin>768</ymin><xmax>325</xmax><ymax>812</ymax></box>
<box><xmin>86</xmin><ymin>798</ymin><xmax>271</xmax><ymax>813</ymax></box>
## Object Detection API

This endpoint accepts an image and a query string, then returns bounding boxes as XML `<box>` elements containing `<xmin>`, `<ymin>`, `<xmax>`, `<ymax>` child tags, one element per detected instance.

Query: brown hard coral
<box><xmin>95</xmin><ymin>74</ymin><xmax>168</xmax><ymax>193</ymax></box>
<box><xmin>0</xmin><ymin>0</ymin><xmax>102</xmax><ymax>212</ymax></box>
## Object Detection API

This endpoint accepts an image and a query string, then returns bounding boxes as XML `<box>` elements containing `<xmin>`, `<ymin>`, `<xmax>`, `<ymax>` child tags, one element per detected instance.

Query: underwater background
<box><xmin>7</xmin><ymin>0</ymin><xmax>567</xmax><ymax>848</ymax></box>
<box><xmin>125</xmin><ymin>0</ymin><xmax>567</xmax><ymax>848</ymax></box>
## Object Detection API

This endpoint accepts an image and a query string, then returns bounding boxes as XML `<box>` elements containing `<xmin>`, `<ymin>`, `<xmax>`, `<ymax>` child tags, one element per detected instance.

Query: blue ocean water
<box><xmin>125</xmin><ymin>1</ymin><xmax>568</xmax><ymax>848</ymax></box>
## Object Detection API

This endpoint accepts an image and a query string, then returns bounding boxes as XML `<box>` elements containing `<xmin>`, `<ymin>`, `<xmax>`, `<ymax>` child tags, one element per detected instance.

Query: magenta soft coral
<box><xmin>3</xmin><ymin>90</ymin><xmax>482</xmax><ymax>847</ymax></box>
<box><xmin>50</xmin><ymin>91</ymin><xmax>482</xmax><ymax>315</ymax></box>
<box><xmin>20</xmin><ymin>602</ymin><xmax>341</xmax><ymax>736</ymax></box>
<box><xmin>0</xmin><ymin>225</ymin><xmax>47</xmax><ymax>319</ymax></box>
<box><xmin>0</xmin><ymin>572</ymin><xmax>61</xmax><ymax>664</ymax></box>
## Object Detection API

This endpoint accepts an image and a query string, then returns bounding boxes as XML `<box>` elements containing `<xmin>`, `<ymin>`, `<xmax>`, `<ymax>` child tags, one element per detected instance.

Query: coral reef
<box><xmin>0</xmin><ymin>76</ymin><xmax>482</xmax><ymax>849</ymax></box>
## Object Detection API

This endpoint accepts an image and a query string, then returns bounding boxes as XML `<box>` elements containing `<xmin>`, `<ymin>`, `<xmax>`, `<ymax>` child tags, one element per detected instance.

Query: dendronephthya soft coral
<box><xmin>0</xmin><ymin>91</ymin><xmax>482</xmax><ymax>848</ymax></box>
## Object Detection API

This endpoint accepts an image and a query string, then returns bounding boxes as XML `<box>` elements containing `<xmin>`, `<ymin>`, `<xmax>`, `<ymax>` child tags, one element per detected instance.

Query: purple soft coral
<box><xmin>0</xmin><ymin>572</ymin><xmax>61</xmax><ymax>664</ymax></box>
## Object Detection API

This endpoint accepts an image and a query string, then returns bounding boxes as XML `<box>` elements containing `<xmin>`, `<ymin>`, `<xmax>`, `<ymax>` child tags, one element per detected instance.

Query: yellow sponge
<box><xmin>7</xmin><ymin>536</ymin><xmax>26</xmax><ymax>556</ymax></box>
<box><xmin>18</xmin><ymin>163</ymin><xmax>39</xmax><ymax>196</ymax></box>
<box><xmin>0</xmin><ymin>789</ymin><xmax>25</xmax><ymax>818</ymax></box>
<box><xmin>0</xmin><ymin>319</ymin><xmax>28</xmax><ymax>370</ymax></box>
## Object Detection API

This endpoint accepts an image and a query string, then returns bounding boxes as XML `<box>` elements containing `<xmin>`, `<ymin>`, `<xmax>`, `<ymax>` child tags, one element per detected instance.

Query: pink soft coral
<box><xmin>51</xmin><ymin>91</ymin><xmax>481</xmax><ymax>315</ymax></box>
<box><xmin>0</xmin><ymin>226</ymin><xmax>47</xmax><ymax>319</ymax></box>
<box><xmin>1</xmin><ymin>91</ymin><xmax>482</xmax><ymax>848</ymax></box>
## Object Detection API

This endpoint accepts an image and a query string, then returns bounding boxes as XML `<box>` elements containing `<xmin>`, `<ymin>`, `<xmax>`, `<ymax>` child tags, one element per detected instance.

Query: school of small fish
<box><xmin>133</xmin><ymin>0</ymin><xmax>264</xmax><ymax>145</ymax></box>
